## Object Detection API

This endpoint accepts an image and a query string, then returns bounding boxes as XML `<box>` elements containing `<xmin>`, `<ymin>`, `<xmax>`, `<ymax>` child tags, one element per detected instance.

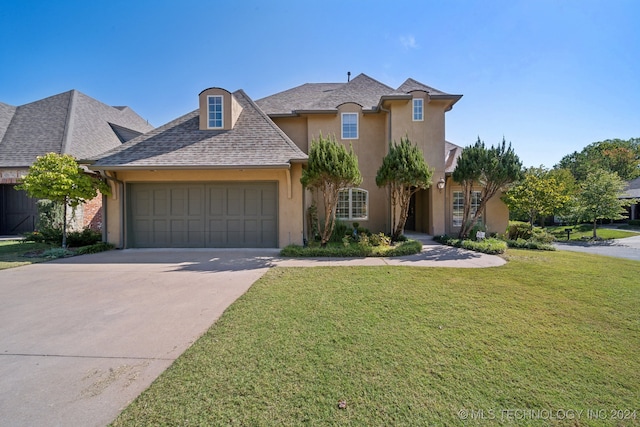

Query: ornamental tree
<box><xmin>376</xmin><ymin>136</ymin><xmax>432</xmax><ymax>241</ymax></box>
<box><xmin>300</xmin><ymin>133</ymin><xmax>362</xmax><ymax>246</ymax></box>
<box><xmin>452</xmin><ymin>137</ymin><xmax>522</xmax><ymax>238</ymax></box>
<box><xmin>15</xmin><ymin>153</ymin><xmax>110</xmax><ymax>247</ymax></box>
<box><xmin>576</xmin><ymin>169</ymin><xmax>636</xmax><ymax>238</ymax></box>
<box><xmin>502</xmin><ymin>166</ymin><xmax>572</xmax><ymax>227</ymax></box>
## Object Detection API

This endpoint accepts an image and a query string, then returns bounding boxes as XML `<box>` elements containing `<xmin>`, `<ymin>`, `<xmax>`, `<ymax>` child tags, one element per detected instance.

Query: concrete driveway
<box><xmin>0</xmin><ymin>248</ymin><xmax>278</xmax><ymax>427</ymax></box>
<box><xmin>0</xmin><ymin>240</ymin><xmax>504</xmax><ymax>427</ymax></box>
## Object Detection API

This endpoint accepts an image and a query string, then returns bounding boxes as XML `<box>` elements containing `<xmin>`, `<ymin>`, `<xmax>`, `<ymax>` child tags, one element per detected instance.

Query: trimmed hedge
<box><xmin>280</xmin><ymin>239</ymin><xmax>422</xmax><ymax>258</ymax></box>
<box><xmin>434</xmin><ymin>235</ymin><xmax>507</xmax><ymax>255</ymax></box>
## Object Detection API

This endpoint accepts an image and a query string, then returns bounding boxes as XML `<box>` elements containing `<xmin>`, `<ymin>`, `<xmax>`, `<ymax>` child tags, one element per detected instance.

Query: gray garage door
<box><xmin>128</xmin><ymin>182</ymin><xmax>278</xmax><ymax>248</ymax></box>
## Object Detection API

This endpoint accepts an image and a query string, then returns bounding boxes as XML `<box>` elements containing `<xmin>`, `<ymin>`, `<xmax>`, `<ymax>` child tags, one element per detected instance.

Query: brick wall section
<box><xmin>82</xmin><ymin>194</ymin><xmax>103</xmax><ymax>231</ymax></box>
<box><xmin>0</xmin><ymin>169</ymin><xmax>28</xmax><ymax>184</ymax></box>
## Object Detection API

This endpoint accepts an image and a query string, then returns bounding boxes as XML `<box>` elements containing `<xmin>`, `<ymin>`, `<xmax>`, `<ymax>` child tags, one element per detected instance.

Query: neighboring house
<box><xmin>0</xmin><ymin>90</ymin><xmax>153</xmax><ymax>235</ymax></box>
<box><xmin>623</xmin><ymin>177</ymin><xmax>640</xmax><ymax>220</ymax></box>
<box><xmin>86</xmin><ymin>73</ymin><xmax>509</xmax><ymax>249</ymax></box>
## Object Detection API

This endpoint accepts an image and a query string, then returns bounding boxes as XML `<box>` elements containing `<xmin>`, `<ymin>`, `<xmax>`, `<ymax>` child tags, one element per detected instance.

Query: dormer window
<box><xmin>413</xmin><ymin>98</ymin><xmax>424</xmax><ymax>121</ymax></box>
<box><xmin>341</xmin><ymin>113</ymin><xmax>358</xmax><ymax>139</ymax></box>
<box><xmin>208</xmin><ymin>95</ymin><xmax>223</xmax><ymax>129</ymax></box>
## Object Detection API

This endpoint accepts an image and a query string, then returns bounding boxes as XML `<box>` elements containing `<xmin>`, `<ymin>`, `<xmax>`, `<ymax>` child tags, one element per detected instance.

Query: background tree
<box><xmin>556</xmin><ymin>138</ymin><xmax>640</xmax><ymax>181</ymax></box>
<box><xmin>452</xmin><ymin>137</ymin><xmax>522</xmax><ymax>238</ymax></box>
<box><xmin>576</xmin><ymin>169</ymin><xmax>636</xmax><ymax>238</ymax></box>
<box><xmin>376</xmin><ymin>136</ymin><xmax>433</xmax><ymax>241</ymax></box>
<box><xmin>502</xmin><ymin>166</ymin><xmax>572</xmax><ymax>226</ymax></box>
<box><xmin>16</xmin><ymin>153</ymin><xmax>110</xmax><ymax>248</ymax></box>
<box><xmin>300</xmin><ymin>133</ymin><xmax>362</xmax><ymax>246</ymax></box>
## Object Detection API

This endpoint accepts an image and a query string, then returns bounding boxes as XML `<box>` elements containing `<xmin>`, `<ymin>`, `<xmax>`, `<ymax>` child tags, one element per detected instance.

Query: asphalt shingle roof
<box><xmin>88</xmin><ymin>90</ymin><xmax>307</xmax><ymax>169</ymax></box>
<box><xmin>0</xmin><ymin>90</ymin><xmax>153</xmax><ymax>168</ymax></box>
<box><xmin>257</xmin><ymin>73</ymin><xmax>460</xmax><ymax>115</ymax></box>
<box><xmin>624</xmin><ymin>177</ymin><xmax>640</xmax><ymax>198</ymax></box>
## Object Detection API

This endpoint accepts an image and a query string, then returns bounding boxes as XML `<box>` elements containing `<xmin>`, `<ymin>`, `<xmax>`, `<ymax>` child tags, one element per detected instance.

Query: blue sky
<box><xmin>1</xmin><ymin>0</ymin><xmax>638</xmax><ymax>168</ymax></box>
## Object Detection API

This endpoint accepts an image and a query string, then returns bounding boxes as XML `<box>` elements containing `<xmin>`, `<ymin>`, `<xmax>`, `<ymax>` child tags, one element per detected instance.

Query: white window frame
<box><xmin>336</xmin><ymin>188</ymin><xmax>368</xmax><ymax>220</ymax></box>
<box><xmin>413</xmin><ymin>98</ymin><xmax>424</xmax><ymax>121</ymax></box>
<box><xmin>207</xmin><ymin>95</ymin><xmax>223</xmax><ymax>129</ymax></box>
<box><xmin>452</xmin><ymin>190</ymin><xmax>482</xmax><ymax>227</ymax></box>
<box><xmin>341</xmin><ymin>113</ymin><xmax>358</xmax><ymax>139</ymax></box>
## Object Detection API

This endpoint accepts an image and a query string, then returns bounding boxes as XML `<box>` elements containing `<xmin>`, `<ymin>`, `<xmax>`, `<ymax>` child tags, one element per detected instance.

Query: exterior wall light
<box><xmin>437</xmin><ymin>177</ymin><xmax>445</xmax><ymax>192</ymax></box>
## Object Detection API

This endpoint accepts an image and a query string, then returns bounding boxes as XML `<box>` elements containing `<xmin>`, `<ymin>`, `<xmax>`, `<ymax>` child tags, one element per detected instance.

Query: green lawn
<box><xmin>547</xmin><ymin>224</ymin><xmax>639</xmax><ymax>241</ymax></box>
<box><xmin>0</xmin><ymin>240</ymin><xmax>53</xmax><ymax>270</ymax></box>
<box><xmin>112</xmin><ymin>250</ymin><xmax>640</xmax><ymax>426</ymax></box>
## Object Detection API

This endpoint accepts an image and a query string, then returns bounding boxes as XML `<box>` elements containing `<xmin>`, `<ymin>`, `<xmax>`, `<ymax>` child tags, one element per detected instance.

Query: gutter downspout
<box><xmin>379</xmin><ymin>104</ymin><xmax>392</xmax><ymax>234</ymax></box>
<box><xmin>100</xmin><ymin>171</ymin><xmax>125</xmax><ymax>248</ymax></box>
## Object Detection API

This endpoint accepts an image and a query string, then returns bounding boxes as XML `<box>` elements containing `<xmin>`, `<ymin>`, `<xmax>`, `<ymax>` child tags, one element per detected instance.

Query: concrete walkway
<box><xmin>0</xmin><ymin>236</ymin><xmax>503</xmax><ymax>427</ymax></box>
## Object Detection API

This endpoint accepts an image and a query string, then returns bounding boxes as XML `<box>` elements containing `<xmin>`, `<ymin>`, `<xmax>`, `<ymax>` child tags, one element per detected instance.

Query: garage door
<box><xmin>128</xmin><ymin>183</ymin><xmax>278</xmax><ymax>248</ymax></box>
<box><xmin>0</xmin><ymin>185</ymin><xmax>38</xmax><ymax>235</ymax></box>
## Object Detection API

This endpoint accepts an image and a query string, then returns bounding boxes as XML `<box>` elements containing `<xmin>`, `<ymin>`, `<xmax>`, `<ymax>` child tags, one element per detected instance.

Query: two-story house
<box><xmin>87</xmin><ymin>74</ymin><xmax>508</xmax><ymax>248</ymax></box>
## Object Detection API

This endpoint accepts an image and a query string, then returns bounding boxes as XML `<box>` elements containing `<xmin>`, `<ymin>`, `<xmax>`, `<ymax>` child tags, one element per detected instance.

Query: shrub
<box><xmin>506</xmin><ymin>239</ymin><xmax>556</xmax><ymax>251</ymax></box>
<box><xmin>75</xmin><ymin>242</ymin><xmax>115</xmax><ymax>255</ymax></box>
<box><xmin>23</xmin><ymin>227</ymin><xmax>63</xmax><ymax>245</ymax></box>
<box><xmin>66</xmin><ymin>228</ymin><xmax>102</xmax><ymax>247</ymax></box>
<box><xmin>383</xmin><ymin>240</ymin><xmax>422</xmax><ymax>256</ymax></box>
<box><xmin>41</xmin><ymin>247</ymin><xmax>73</xmax><ymax>259</ymax></box>
<box><xmin>368</xmin><ymin>232</ymin><xmax>391</xmax><ymax>247</ymax></box>
<box><xmin>505</xmin><ymin>221</ymin><xmax>533</xmax><ymax>240</ymax></box>
<box><xmin>530</xmin><ymin>228</ymin><xmax>556</xmax><ymax>243</ymax></box>
<box><xmin>434</xmin><ymin>235</ymin><xmax>507</xmax><ymax>255</ymax></box>
<box><xmin>629</xmin><ymin>219</ymin><xmax>640</xmax><ymax>226</ymax></box>
<box><xmin>470</xmin><ymin>223</ymin><xmax>487</xmax><ymax>240</ymax></box>
<box><xmin>329</xmin><ymin>220</ymin><xmax>351</xmax><ymax>243</ymax></box>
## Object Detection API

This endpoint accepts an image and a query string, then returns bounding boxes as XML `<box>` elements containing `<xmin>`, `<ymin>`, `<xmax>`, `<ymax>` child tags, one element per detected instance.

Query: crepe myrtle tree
<box><xmin>301</xmin><ymin>133</ymin><xmax>362</xmax><ymax>246</ymax></box>
<box><xmin>16</xmin><ymin>153</ymin><xmax>110</xmax><ymax>248</ymax></box>
<box><xmin>376</xmin><ymin>136</ymin><xmax>433</xmax><ymax>241</ymax></box>
<box><xmin>452</xmin><ymin>137</ymin><xmax>522</xmax><ymax>239</ymax></box>
<box><xmin>502</xmin><ymin>166</ymin><xmax>572</xmax><ymax>227</ymax></box>
<box><xmin>577</xmin><ymin>169</ymin><xmax>637</xmax><ymax>239</ymax></box>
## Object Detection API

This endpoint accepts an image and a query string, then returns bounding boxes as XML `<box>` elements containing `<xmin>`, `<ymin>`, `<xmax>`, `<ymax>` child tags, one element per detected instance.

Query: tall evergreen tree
<box><xmin>301</xmin><ymin>133</ymin><xmax>362</xmax><ymax>246</ymax></box>
<box><xmin>452</xmin><ymin>137</ymin><xmax>522</xmax><ymax>238</ymax></box>
<box><xmin>376</xmin><ymin>136</ymin><xmax>432</xmax><ymax>241</ymax></box>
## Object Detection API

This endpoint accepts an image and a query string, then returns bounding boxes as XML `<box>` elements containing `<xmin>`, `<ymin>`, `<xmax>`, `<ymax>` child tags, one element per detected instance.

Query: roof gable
<box><xmin>87</xmin><ymin>89</ymin><xmax>307</xmax><ymax>169</ymax></box>
<box><xmin>0</xmin><ymin>90</ymin><xmax>153</xmax><ymax>168</ymax></box>
<box><xmin>257</xmin><ymin>73</ymin><xmax>461</xmax><ymax>115</ymax></box>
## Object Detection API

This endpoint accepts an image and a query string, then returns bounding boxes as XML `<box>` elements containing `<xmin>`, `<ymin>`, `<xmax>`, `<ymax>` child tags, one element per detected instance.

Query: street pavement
<box><xmin>555</xmin><ymin>234</ymin><xmax>640</xmax><ymax>261</ymax></box>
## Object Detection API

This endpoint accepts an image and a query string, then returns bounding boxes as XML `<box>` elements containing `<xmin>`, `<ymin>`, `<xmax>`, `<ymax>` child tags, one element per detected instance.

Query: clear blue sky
<box><xmin>1</xmin><ymin>0</ymin><xmax>638</xmax><ymax>168</ymax></box>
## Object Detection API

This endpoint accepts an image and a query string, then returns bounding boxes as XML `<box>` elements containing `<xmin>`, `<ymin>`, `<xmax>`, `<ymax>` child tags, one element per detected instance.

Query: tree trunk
<box><xmin>62</xmin><ymin>201</ymin><xmax>68</xmax><ymax>249</ymax></box>
<box><xmin>593</xmin><ymin>219</ymin><xmax>597</xmax><ymax>239</ymax></box>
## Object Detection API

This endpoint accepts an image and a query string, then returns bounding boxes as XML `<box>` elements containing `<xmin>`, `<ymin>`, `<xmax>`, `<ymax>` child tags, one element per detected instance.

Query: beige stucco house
<box><xmin>87</xmin><ymin>74</ymin><xmax>509</xmax><ymax>249</ymax></box>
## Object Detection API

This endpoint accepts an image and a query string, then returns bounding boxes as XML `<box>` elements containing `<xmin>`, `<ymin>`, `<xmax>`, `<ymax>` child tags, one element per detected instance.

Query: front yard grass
<box><xmin>112</xmin><ymin>250</ymin><xmax>640</xmax><ymax>426</ymax></box>
<box><xmin>0</xmin><ymin>240</ymin><xmax>53</xmax><ymax>270</ymax></box>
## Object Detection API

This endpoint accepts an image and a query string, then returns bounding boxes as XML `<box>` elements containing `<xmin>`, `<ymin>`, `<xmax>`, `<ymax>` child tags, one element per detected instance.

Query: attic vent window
<box><xmin>208</xmin><ymin>95</ymin><xmax>223</xmax><ymax>129</ymax></box>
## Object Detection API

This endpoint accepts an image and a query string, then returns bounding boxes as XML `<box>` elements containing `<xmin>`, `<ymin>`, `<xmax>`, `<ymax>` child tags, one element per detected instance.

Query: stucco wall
<box><xmin>102</xmin><ymin>166</ymin><xmax>304</xmax><ymax>248</ymax></box>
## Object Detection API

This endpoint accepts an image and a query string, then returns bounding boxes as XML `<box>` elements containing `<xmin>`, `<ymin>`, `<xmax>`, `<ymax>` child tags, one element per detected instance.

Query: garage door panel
<box><xmin>129</xmin><ymin>183</ymin><xmax>277</xmax><ymax>248</ymax></box>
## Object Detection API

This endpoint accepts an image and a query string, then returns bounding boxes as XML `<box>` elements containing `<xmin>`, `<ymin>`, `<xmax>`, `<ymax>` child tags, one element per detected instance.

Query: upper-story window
<box><xmin>413</xmin><ymin>98</ymin><xmax>424</xmax><ymax>121</ymax></box>
<box><xmin>341</xmin><ymin>113</ymin><xmax>358</xmax><ymax>139</ymax></box>
<box><xmin>208</xmin><ymin>95</ymin><xmax>223</xmax><ymax>129</ymax></box>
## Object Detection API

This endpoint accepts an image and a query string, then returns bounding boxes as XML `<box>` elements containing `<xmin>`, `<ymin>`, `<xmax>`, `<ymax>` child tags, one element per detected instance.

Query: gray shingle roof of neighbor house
<box><xmin>256</xmin><ymin>73</ymin><xmax>462</xmax><ymax>115</ymax></box>
<box><xmin>87</xmin><ymin>89</ymin><xmax>308</xmax><ymax>169</ymax></box>
<box><xmin>624</xmin><ymin>176</ymin><xmax>640</xmax><ymax>198</ymax></box>
<box><xmin>0</xmin><ymin>90</ymin><xmax>153</xmax><ymax>168</ymax></box>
